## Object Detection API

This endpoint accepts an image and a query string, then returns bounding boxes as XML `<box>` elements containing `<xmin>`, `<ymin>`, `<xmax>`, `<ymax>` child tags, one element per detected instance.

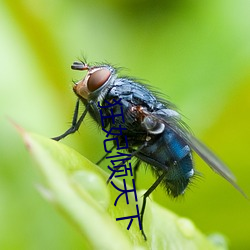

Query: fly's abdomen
<box><xmin>138</xmin><ymin>128</ymin><xmax>194</xmax><ymax>197</ymax></box>
<box><xmin>163</xmin><ymin>129</ymin><xmax>194</xmax><ymax>196</ymax></box>
<box><xmin>165</xmin><ymin>153</ymin><xmax>193</xmax><ymax>197</ymax></box>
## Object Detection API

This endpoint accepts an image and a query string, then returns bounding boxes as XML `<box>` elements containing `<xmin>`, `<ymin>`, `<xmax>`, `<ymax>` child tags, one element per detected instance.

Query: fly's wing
<box><xmin>182</xmin><ymin>131</ymin><xmax>248</xmax><ymax>198</ymax></box>
<box><xmin>150</xmin><ymin>110</ymin><xmax>247</xmax><ymax>198</ymax></box>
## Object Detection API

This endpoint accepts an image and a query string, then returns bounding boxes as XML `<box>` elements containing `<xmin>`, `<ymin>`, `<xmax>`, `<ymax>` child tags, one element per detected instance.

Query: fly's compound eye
<box><xmin>87</xmin><ymin>68</ymin><xmax>111</xmax><ymax>92</ymax></box>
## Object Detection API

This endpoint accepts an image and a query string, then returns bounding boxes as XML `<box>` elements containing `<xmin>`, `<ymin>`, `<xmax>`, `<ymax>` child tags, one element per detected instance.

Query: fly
<box><xmin>52</xmin><ymin>60</ymin><xmax>246</xmax><ymax>239</ymax></box>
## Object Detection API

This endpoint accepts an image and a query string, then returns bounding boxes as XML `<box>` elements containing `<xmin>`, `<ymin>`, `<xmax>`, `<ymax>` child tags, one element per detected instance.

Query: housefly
<box><xmin>52</xmin><ymin>60</ymin><xmax>246</xmax><ymax>239</ymax></box>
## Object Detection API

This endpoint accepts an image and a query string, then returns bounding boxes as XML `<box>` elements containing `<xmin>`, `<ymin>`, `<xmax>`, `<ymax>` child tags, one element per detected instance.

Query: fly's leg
<box><xmin>103</xmin><ymin>140</ymin><xmax>160</xmax><ymax>240</ymax></box>
<box><xmin>140</xmin><ymin>172</ymin><xmax>167</xmax><ymax>240</ymax></box>
<box><xmin>52</xmin><ymin>99</ymin><xmax>89</xmax><ymax>141</ymax></box>
<box><xmin>133</xmin><ymin>160</ymin><xmax>141</xmax><ymax>188</ymax></box>
<box><xmin>106</xmin><ymin>143</ymin><xmax>147</xmax><ymax>184</ymax></box>
<box><xmin>106</xmin><ymin>158</ymin><xmax>141</xmax><ymax>187</ymax></box>
<box><xmin>96</xmin><ymin>145</ymin><xmax>116</xmax><ymax>165</ymax></box>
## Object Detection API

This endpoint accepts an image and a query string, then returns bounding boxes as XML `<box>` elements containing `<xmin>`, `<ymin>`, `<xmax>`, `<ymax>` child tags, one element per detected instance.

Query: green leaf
<box><xmin>18</xmin><ymin>127</ymin><xmax>227</xmax><ymax>250</ymax></box>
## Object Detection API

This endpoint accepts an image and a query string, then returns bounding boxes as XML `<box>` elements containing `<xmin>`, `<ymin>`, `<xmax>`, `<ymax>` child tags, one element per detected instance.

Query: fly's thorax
<box><xmin>73</xmin><ymin>64</ymin><xmax>117</xmax><ymax>102</ymax></box>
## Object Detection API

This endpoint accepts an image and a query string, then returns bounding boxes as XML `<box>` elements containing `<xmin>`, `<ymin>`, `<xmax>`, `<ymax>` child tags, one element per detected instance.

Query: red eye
<box><xmin>87</xmin><ymin>68</ymin><xmax>111</xmax><ymax>92</ymax></box>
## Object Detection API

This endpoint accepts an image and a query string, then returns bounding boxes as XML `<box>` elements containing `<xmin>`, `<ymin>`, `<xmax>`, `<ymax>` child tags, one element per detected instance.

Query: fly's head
<box><xmin>72</xmin><ymin>61</ymin><xmax>116</xmax><ymax>101</ymax></box>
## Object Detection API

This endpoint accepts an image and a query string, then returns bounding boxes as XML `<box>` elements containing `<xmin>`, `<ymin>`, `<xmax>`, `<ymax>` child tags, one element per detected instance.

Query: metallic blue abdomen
<box><xmin>137</xmin><ymin>128</ymin><xmax>193</xmax><ymax>197</ymax></box>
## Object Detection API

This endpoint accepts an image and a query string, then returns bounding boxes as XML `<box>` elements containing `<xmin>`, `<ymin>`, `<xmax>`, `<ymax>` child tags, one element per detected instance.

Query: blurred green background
<box><xmin>1</xmin><ymin>0</ymin><xmax>250</xmax><ymax>249</ymax></box>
